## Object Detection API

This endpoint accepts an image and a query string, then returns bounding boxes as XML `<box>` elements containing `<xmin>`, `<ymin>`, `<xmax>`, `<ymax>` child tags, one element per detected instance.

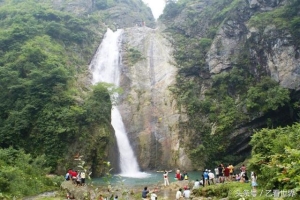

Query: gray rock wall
<box><xmin>118</xmin><ymin>26</ymin><xmax>192</xmax><ymax>170</ymax></box>
<box><xmin>207</xmin><ymin>0</ymin><xmax>300</xmax><ymax>89</ymax></box>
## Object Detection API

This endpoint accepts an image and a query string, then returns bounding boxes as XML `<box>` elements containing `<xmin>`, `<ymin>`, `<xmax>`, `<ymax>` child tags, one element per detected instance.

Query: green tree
<box><xmin>0</xmin><ymin>147</ymin><xmax>61</xmax><ymax>198</ymax></box>
<box><xmin>249</xmin><ymin>124</ymin><xmax>300</xmax><ymax>191</ymax></box>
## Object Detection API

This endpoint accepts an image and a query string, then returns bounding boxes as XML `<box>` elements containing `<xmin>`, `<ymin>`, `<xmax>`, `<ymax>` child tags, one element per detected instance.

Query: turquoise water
<box><xmin>92</xmin><ymin>171</ymin><xmax>201</xmax><ymax>187</ymax></box>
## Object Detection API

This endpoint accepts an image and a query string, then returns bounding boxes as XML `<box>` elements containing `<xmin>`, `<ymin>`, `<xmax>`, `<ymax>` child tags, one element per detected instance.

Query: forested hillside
<box><xmin>160</xmin><ymin>0</ymin><xmax>300</xmax><ymax>167</ymax></box>
<box><xmin>0</xmin><ymin>1</ymin><xmax>154</xmax><ymax>197</ymax></box>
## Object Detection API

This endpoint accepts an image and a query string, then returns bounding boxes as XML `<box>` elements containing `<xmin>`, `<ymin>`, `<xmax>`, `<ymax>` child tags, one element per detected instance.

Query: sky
<box><xmin>142</xmin><ymin>0</ymin><xmax>166</xmax><ymax>19</ymax></box>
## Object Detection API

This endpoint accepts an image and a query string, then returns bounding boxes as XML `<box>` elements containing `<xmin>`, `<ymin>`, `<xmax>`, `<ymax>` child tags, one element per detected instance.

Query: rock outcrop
<box><xmin>207</xmin><ymin>0</ymin><xmax>300</xmax><ymax>90</ymax></box>
<box><xmin>117</xmin><ymin>26</ymin><xmax>192</xmax><ymax>170</ymax></box>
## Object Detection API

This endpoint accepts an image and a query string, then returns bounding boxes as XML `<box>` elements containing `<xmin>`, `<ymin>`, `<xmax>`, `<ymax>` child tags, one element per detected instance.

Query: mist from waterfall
<box><xmin>89</xmin><ymin>29</ymin><xmax>148</xmax><ymax>178</ymax></box>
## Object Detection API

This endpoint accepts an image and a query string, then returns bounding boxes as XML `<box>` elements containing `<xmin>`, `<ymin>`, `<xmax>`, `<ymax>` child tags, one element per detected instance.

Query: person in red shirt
<box><xmin>176</xmin><ymin>169</ymin><xmax>181</xmax><ymax>180</ymax></box>
<box><xmin>224</xmin><ymin>165</ymin><xmax>230</xmax><ymax>182</ymax></box>
<box><xmin>72</xmin><ymin>170</ymin><xmax>78</xmax><ymax>184</ymax></box>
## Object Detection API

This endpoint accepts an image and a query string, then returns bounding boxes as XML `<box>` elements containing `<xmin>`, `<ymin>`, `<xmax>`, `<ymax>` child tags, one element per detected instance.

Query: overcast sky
<box><xmin>142</xmin><ymin>0</ymin><xmax>166</xmax><ymax>19</ymax></box>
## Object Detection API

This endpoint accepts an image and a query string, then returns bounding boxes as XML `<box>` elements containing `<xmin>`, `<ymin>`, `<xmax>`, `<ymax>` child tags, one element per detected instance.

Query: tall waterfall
<box><xmin>89</xmin><ymin>29</ymin><xmax>147</xmax><ymax>178</ymax></box>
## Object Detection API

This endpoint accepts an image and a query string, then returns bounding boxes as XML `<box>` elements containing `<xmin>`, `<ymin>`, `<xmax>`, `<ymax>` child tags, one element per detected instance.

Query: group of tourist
<box><xmin>65</xmin><ymin>168</ymin><xmax>86</xmax><ymax>186</ymax></box>
<box><xmin>198</xmin><ymin>163</ymin><xmax>258</xmax><ymax>191</ymax></box>
<box><xmin>175</xmin><ymin>164</ymin><xmax>258</xmax><ymax>199</ymax></box>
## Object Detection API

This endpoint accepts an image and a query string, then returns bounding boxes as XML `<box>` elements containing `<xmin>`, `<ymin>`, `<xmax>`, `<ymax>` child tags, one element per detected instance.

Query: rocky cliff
<box><xmin>117</xmin><ymin>26</ymin><xmax>192</xmax><ymax>170</ymax></box>
<box><xmin>159</xmin><ymin>0</ymin><xmax>300</xmax><ymax>167</ymax></box>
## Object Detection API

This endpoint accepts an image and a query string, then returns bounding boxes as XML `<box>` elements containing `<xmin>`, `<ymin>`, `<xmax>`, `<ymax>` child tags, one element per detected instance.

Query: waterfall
<box><xmin>89</xmin><ymin>29</ymin><xmax>148</xmax><ymax>178</ymax></box>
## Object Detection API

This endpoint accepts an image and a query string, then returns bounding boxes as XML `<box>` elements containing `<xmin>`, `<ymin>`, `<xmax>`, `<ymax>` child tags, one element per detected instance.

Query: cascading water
<box><xmin>89</xmin><ymin>29</ymin><xmax>147</xmax><ymax>178</ymax></box>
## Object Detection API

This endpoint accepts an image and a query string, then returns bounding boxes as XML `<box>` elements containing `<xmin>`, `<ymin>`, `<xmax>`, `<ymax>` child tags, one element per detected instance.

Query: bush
<box><xmin>0</xmin><ymin>148</ymin><xmax>59</xmax><ymax>198</ymax></box>
<box><xmin>248</xmin><ymin>123</ymin><xmax>300</xmax><ymax>192</ymax></box>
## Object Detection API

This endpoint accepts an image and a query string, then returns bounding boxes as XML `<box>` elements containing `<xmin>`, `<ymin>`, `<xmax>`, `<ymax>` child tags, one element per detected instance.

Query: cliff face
<box><xmin>118</xmin><ymin>26</ymin><xmax>192</xmax><ymax>170</ymax></box>
<box><xmin>159</xmin><ymin>0</ymin><xmax>300</xmax><ymax>166</ymax></box>
<box><xmin>207</xmin><ymin>0</ymin><xmax>300</xmax><ymax>90</ymax></box>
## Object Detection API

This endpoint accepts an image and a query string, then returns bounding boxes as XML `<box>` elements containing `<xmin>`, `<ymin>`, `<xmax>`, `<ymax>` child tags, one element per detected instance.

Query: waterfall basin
<box><xmin>92</xmin><ymin>171</ymin><xmax>201</xmax><ymax>187</ymax></box>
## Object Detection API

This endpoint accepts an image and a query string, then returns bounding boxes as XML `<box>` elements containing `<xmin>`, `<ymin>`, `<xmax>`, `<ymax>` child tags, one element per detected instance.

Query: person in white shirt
<box><xmin>175</xmin><ymin>188</ymin><xmax>182</xmax><ymax>200</ymax></box>
<box><xmin>150</xmin><ymin>191</ymin><xmax>157</xmax><ymax>200</ymax></box>
<box><xmin>163</xmin><ymin>170</ymin><xmax>172</xmax><ymax>186</ymax></box>
<box><xmin>80</xmin><ymin>171</ymin><xmax>86</xmax><ymax>186</ymax></box>
<box><xmin>214</xmin><ymin>167</ymin><xmax>219</xmax><ymax>183</ymax></box>
<box><xmin>183</xmin><ymin>187</ymin><xmax>191</xmax><ymax>199</ymax></box>
<box><xmin>193</xmin><ymin>179</ymin><xmax>200</xmax><ymax>189</ymax></box>
<box><xmin>208</xmin><ymin>170</ymin><xmax>215</xmax><ymax>185</ymax></box>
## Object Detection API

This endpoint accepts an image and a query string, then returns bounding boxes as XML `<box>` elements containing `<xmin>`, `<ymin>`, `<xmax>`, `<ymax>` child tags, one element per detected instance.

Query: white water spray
<box><xmin>89</xmin><ymin>29</ymin><xmax>148</xmax><ymax>178</ymax></box>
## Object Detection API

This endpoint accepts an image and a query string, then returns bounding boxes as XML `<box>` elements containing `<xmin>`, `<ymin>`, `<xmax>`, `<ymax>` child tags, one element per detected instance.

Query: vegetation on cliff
<box><xmin>93</xmin><ymin>0</ymin><xmax>155</xmax><ymax>28</ymax></box>
<box><xmin>0</xmin><ymin>0</ymin><xmax>156</xmax><ymax>196</ymax></box>
<box><xmin>161</xmin><ymin>0</ymin><xmax>300</xmax><ymax>168</ymax></box>
<box><xmin>0</xmin><ymin>0</ymin><xmax>115</xmax><ymax>178</ymax></box>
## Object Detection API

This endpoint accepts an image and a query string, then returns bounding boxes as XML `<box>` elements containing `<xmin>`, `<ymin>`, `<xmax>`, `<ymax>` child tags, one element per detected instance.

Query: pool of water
<box><xmin>92</xmin><ymin>171</ymin><xmax>201</xmax><ymax>187</ymax></box>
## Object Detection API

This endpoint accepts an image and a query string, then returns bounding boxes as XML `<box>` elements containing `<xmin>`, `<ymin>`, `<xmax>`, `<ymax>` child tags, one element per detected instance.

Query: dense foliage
<box><xmin>248</xmin><ymin>123</ymin><xmax>300</xmax><ymax>192</ymax></box>
<box><xmin>0</xmin><ymin>0</ymin><xmax>112</xmax><ymax>172</ymax></box>
<box><xmin>161</xmin><ymin>0</ymin><xmax>297</xmax><ymax>167</ymax></box>
<box><xmin>0</xmin><ymin>148</ymin><xmax>63</xmax><ymax>198</ymax></box>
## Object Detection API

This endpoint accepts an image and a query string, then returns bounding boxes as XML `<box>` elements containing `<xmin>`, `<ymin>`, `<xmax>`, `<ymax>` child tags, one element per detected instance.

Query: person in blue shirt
<box><xmin>203</xmin><ymin>170</ymin><xmax>209</xmax><ymax>186</ymax></box>
<box><xmin>142</xmin><ymin>187</ymin><xmax>149</xmax><ymax>199</ymax></box>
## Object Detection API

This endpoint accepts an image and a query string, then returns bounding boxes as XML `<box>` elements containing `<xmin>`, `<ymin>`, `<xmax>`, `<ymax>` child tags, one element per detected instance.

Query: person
<box><xmin>199</xmin><ymin>179</ymin><xmax>204</xmax><ymax>186</ymax></box>
<box><xmin>175</xmin><ymin>188</ymin><xmax>182</xmax><ymax>200</ymax></box>
<box><xmin>218</xmin><ymin>164</ymin><xmax>224</xmax><ymax>183</ymax></box>
<box><xmin>201</xmin><ymin>170</ymin><xmax>205</xmax><ymax>187</ymax></box>
<box><xmin>76</xmin><ymin>172</ymin><xmax>81</xmax><ymax>186</ymax></box>
<box><xmin>99</xmin><ymin>194</ymin><xmax>104</xmax><ymax>200</ymax></box>
<box><xmin>163</xmin><ymin>170</ymin><xmax>172</xmax><ymax>186</ymax></box>
<box><xmin>224</xmin><ymin>165</ymin><xmax>230</xmax><ymax>182</ymax></box>
<box><xmin>235</xmin><ymin>173</ymin><xmax>240</xmax><ymax>181</ymax></box>
<box><xmin>80</xmin><ymin>171</ymin><xmax>86</xmax><ymax>186</ymax></box>
<box><xmin>183</xmin><ymin>171</ymin><xmax>189</xmax><ymax>180</ymax></box>
<box><xmin>214</xmin><ymin>167</ymin><xmax>219</xmax><ymax>183</ymax></box>
<box><xmin>65</xmin><ymin>172</ymin><xmax>70</xmax><ymax>181</ymax></box>
<box><xmin>142</xmin><ymin>187</ymin><xmax>149</xmax><ymax>199</ymax></box>
<box><xmin>183</xmin><ymin>187</ymin><xmax>191</xmax><ymax>199</ymax></box>
<box><xmin>72</xmin><ymin>170</ymin><xmax>78</xmax><ymax>184</ymax></box>
<box><xmin>208</xmin><ymin>170</ymin><xmax>215</xmax><ymax>185</ymax></box>
<box><xmin>193</xmin><ymin>179</ymin><xmax>200</xmax><ymax>189</ymax></box>
<box><xmin>203</xmin><ymin>170</ymin><xmax>209</xmax><ymax>186</ymax></box>
<box><xmin>176</xmin><ymin>169</ymin><xmax>181</xmax><ymax>180</ymax></box>
<box><xmin>241</xmin><ymin>172</ymin><xmax>249</xmax><ymax>183</ymax></box>
<box><xmin>240</xmin><ymin>164</ymin><xmax>246</xmax><ymax>173</ymax></box>
<box><xmin>150</xmin><ymin>191</ymin><xmax>157</xmax><ymax>200</ymax></box>
<box><xmin>251</xmin><ymin>172</ymin><xmax>258</xmax><ymax>191</ymax></box>
<box><xmin>67</xmin><ymin>169</ymin><xmax>73</xmax><ymax>181</ymax></box>
<box><xmin>180</xmin><ymin>173</ymin><xmax>184</xmax><ymax>181</ymax></box>
<box><xmin>240</xmin><ymin>172</ymin><xmax>245</xmax><ymax>183</ymax></box>
<box><xmin>228</xmin><ymin>163</ymin><xmax>234</xmax><ymax>179</ymax></box>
